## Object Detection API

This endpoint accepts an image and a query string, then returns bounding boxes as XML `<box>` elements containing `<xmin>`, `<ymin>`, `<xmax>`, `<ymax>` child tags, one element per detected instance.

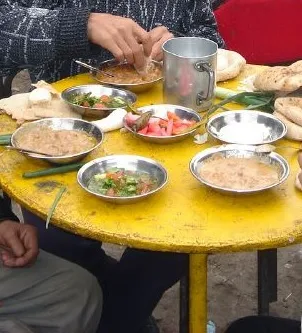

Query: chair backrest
<box><xmin>0</xmin><ymin>69</ymin><xmax>21</xmax><ymax>98</ymax></box>
<box><xmin>214</xmin><ymin>0</ymin><xmax>302</xmax><ymax>64</ymax></box>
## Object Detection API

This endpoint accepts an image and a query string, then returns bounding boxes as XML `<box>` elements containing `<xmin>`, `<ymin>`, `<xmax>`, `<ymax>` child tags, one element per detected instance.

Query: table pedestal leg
<box><xmin>189</xmin><ymin>254</ymin><xmax>208</xmax><ymax>333</ymax></box>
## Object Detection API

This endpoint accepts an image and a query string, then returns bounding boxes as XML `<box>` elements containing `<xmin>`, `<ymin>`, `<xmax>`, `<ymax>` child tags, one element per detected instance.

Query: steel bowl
<box><xmin>61</xmin><ymin>84</ymin><xmax>137</xmax><ymax>118</ymax></box>
<box><xmin>11</xmin><ymin>118</ymin><xmax>103</xmax><ymax>165</ymax></box>
<box><xmin>206</xmin><ymin>110</ymin><xmax>287</xmax><ymax>145</ymax></box>
<box><xmin>190</xmin><ymin>144</ymin><xmax>289</xmax><ymax>194</ymax></box>
<box><xmin>77</xmin><ymin>155</ymin><xmax>168</xmax><ymax>204</ymax></box>
<box><xmin>123</xmin><ymin>104</ymin><xmax>202</xmax><ymax>144</ymax></box>
<box><xmin>91</xmin><ymin>59</ymin><xmax>163</xmax><ymax>93</ymax></box>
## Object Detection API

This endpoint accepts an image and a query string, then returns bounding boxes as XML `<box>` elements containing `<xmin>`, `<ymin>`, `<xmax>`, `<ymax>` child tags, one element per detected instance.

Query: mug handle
<box><xmin>194</xmin><ymin>61</ymin><xmax>215</xmax><ymax>104</ymax></box>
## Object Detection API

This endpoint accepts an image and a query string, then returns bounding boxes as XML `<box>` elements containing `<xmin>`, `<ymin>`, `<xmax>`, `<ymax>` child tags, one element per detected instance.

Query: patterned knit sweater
<box><xmin>0</xmin><ymin>0</ymin><xmax>224</xmax><ymax>82</ymax></box>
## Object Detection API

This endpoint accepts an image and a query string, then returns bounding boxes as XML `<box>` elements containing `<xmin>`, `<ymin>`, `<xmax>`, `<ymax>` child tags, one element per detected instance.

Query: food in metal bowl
<box><xmin>69</xmin><ymin>92</ymin><xmax>127</xmax><ymax>109</ymax></box>
<box><xmin>96</xmin><ymin>62</ymin><xmax>162</xmax><ymax>85</ymax></box>
<box><xmin>123</xmin><ymin>104</ymin><xmax>202</xmax><ymax>144</ymax></box>
<box><xmin>198</xmin><ymin>153</ymin><xmax>280</xmax><ymax>191</ymax></box>
<box><xmin>14</xmin><ymin>127</ymin><xmax>97</xmax><ymax>157</ymax></box>
<box><xmin>87</xmin><ymin>168</ymin><xmax>158</xmax><ymax>197</ymax></box>
<box><xmin>77</xmin><ymin>155</ymin><xmax>168</xmax><ymax>204</ymax></box>
<box><xmin>206</xmin><ymin>110</ymin><xmax>287</xmax><ymax>145</ymax></box>
<box><xmin>124</xmin><ymin>111</ymin><xmax>198</xmax><ymax>136</ymax></box>
<box><xmin>190</xmin><ymin>144</ymin><xmax>289</xmax><ymax>194</ymax></box>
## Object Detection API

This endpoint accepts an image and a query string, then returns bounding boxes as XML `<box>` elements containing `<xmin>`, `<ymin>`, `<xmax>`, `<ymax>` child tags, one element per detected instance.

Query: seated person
<box><xmin>0</xmin><ymin>196</ymin><xmax>102</xmax><ymax>333</ymax></box>
<box><xmin>1</xmin><ymin>1</ymin><xmax>224</xmax><ymax>332</ymax></box>
<box><xmin>225</xmin><ymin>153</ymin><xmax>302</xmax><ymax>333</ymax></box>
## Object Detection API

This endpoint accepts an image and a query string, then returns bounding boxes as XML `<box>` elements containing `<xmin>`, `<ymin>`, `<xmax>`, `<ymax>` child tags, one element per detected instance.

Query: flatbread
<box><xmin>0</xmin><ymin>81</ymin><xmax>81</xmax><ymax>123</ymax></box>
<box><xmin>273</xmin><ymin>111</ymin><xmax>302</xmax><ymax>141</ymax></box>
<box><xmin>289</xmin><ymin>60</ymin><xmax>302</xmax><ymax>73</ymax></box>
<box><xmin>254</xmin><ymin>60</ymin><xmax>302</xmax><ymax>93</ymax></box>
<box><xmin>295</xmin><ymin>170</ymin><xmax>302</xmax><ymax>191</ymax></box>
<box><xmin>0</xmin><ymin>93</ymin><xmax>39</xmax><ymax>122</ymax></box>
<box><xmin>216</xmin><ymin>49</ymin><xmax>246</xmax><ymax>82</ymax></box>
<box><xmin>274</xmin><ymin>96</ymin><xmax>302</xmax><ymax>126</ymax></box>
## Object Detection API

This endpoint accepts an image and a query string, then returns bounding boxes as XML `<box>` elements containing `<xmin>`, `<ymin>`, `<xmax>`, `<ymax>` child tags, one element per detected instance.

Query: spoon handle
<box><xmin>75</xmin><ymin>60</ymin><xmax>114</xmax><ymax>78</ymax></box>
<box><xmin>75</xmin><ymin>60</ymin><xmax>96</xmax><ymax>72</ymax></box>
<box><xmin>5</xmin><ymin>146</ymin><xmax>53</xmax><ymax>156</ymax></box>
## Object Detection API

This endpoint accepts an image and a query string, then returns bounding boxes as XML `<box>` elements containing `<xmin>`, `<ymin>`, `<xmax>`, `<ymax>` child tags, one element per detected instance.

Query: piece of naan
<box><xmin>0</xmin><ymin>93</ymin><xmax>38</xmax><ymax>122</ymax></box>
<box><xmin>273</xmin><ymin>111</ymin><xmax>302</xmax><ymax>141</ymax></box>
<box><xmin>274</xmin><ymin>95</ymin><xmax>302</xmax><ymax>126</ymax></box>
<box><xmin>216</xmin><ymin>49</ymin><xmax>246</xmax><ymax>82</ymax></box>
<box><xmin>0</xmin><ymin>81</ymin><xmax>81</xmax><ymax>124</ymax></box>
<box><xmin>254</xmin><ymin>60</ymin><xmax>302</xmax><ymax>93</ymax></box>
<box><xmin>295</xmin><ymin>169</ymin><xmax>302</xmax><ymax>191</ymax></box>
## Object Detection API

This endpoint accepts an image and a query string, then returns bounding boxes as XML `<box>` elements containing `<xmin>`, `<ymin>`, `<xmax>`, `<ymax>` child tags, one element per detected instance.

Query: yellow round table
<box><xmin>0</xmin><ymin>65</ymin><xmax>301</xmax><ymax>333</ymax></box>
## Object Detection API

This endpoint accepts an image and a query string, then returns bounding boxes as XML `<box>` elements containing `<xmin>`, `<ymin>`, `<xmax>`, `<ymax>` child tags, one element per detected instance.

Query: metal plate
<box><xmin>77</xmin><ymin>155</ymin><xmax>168</xmax><ymax>204</ymax></box>
<box><xmin>91</xmin><ymin>59</ymin><xmax>163</xmax><ymax>93</ymax></box>
<box><xmin>206</xmin><ymin>110</ymin><xmax>287</xmax><ymax>145</ymax></box>
<box><xmin>61</xmin><ymin>84</ymin><xmax>137</xmax><ymax>119</ymax></box>
<box><xmin>190</xmin><ymin>144</ymin><xmax>290</xmax><ymax>194</ymax></box>
<box><xmin>11</xmin><ymin>118</ymin><xmax>103</xmax><ymax>165</ymax></box>
<box><xmin>123</xmin><ymin>104</ymin><xmax>202</xmax><ymax>144</ymax></box>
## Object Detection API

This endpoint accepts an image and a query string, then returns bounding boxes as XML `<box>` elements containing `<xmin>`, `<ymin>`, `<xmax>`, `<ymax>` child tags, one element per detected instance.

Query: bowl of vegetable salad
<box><xmin>77</xmin><ymin>155</ymin><xmax>168</xmax><ymax>203</ymax></box>
<box><xmin>61</xmin><ymin>84</ymin><xmax>137</xmax><ymax>118</ymax></box>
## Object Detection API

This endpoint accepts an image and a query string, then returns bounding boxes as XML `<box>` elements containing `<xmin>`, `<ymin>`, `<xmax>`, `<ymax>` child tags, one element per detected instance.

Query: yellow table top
<box><xmin>1</xmin><ymin>65</ymin><xmax>301</xmax><ymax>253</ymax></box>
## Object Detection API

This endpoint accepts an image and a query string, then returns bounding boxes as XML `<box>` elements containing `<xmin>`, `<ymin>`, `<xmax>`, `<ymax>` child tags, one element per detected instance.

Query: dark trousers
<box><xmin>22</xmin><ymin>209</ymin><xmax>188</xmax><ymax>333</ymax></box>
<box><xmin>226</xmin><ymin>316</ymin><xmax>301</xmax><ymax>333</ymax></box>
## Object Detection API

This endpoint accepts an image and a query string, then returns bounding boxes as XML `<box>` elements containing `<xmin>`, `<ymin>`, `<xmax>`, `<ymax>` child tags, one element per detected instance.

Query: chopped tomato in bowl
<box><xmin>123</xmin><ymin>104</ymin><xmax>202</xmax><ymax>144</ymax></box>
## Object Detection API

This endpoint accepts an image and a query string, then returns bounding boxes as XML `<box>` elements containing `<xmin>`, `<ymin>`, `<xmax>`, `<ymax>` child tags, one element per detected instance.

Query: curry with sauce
<box><xmin>97</xmin><ymin>63</ymin><xmax>162</xmax><ymax>85</ymax></box>
<box><xmin>15</xmin><ymin>128</ymin><xmax>96</xmax><ymax>156</ymax></box>
<box><xmin>199</xmin><ymin>154</ymin><xmax>280</xmax><ymax>190</ymax></box>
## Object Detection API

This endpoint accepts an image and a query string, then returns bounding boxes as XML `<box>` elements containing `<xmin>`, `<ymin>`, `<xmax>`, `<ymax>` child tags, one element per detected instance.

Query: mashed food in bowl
<box><xmin>199</xmin><ymin>153</ymin><xmax>280</xmax><ymax>190</ymax></box>
<box><xmin>15</xmin><ymin>128</ymin><xmax>97</xmax><ymax>156</ymax></box>
<box><xmin>97</xmin><ymin>63</ymin><xmax>162</xmax><ymax>84</ymax></box>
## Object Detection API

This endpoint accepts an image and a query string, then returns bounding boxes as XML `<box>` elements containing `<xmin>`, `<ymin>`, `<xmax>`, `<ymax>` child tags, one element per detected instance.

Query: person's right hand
<box><xmin>87</xmin><ymin>13</ymin><xmax>153</xmax><ymax>71</ymax></box>
<box><xmin>0</xmin><ymin>221</ymin><xmax>39</xmax><ymax>267</ymax></box>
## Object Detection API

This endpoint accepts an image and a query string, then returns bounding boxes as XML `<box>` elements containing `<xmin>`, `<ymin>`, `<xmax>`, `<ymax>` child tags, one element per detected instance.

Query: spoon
<box><xmin>5</xmin><ymin>146</ymin><xmax>54</xmax><ymax>156</ymax></box>
<box><xmin>74</xmin><ymin>60</ymin><xmax>114</xmax><ymax>78</ymax></box>
<box><xmin>132</xmin><ymin>111</ymin><xmax>154</xmax><ymax>132</ymax></box>
<box><xmin>126</xmin><ymin>104</ymin><xmax>168</xmax><ymax>131</ymax></box>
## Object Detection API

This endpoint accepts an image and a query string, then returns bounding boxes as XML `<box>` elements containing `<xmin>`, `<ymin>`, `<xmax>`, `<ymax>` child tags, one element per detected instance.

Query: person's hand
<box><xmin>0</xmin><ymin>221</ymin><xmax>39</xmax><ymax>267</ymax></box>
<box><xmin>149</xmin><ymin>26</ymin><xmax>174</xmax><ymax>61</ymax></box>
<box><xmin>87</xmin><ymin>13</ymin><xmax>153</xmax><ymax>71</ymax></box>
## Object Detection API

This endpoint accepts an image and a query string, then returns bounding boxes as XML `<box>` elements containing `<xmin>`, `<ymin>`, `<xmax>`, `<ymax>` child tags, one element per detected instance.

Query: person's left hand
<box><xmin>0</xmin><ymin>221</ymin><xmax>39</xmax><ymax>267</ymax></box>
<box><xmin>149</xmin><ymin>26</ymin><xmax>174</xmax><ymax>61</ymax></box>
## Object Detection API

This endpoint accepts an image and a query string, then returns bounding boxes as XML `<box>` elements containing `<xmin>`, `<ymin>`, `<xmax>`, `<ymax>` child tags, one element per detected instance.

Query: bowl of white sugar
<box><xmin>206</xmin><ymin>110</ymin><xmax>287</xmax><ymax>145</ymax></box>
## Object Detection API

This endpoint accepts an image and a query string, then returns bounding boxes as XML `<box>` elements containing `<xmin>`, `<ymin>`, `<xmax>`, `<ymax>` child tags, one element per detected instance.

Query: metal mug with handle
<box><xmin>162</xmin><ymin>37</ymin><xmax>217</xmax><ymax>111</ymax></box>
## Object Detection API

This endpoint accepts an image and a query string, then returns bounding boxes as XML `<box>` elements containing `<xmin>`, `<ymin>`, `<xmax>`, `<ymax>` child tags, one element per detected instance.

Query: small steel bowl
<box><xmin>206</xmin><ymin>110</ymin><xmax>287</xmax><ymax>145</ymax></box>
<box><xmin>77</xmin><ymin>155</ymin><xmax>168</xmax><ymax>204</ymax></box>
<box><xmin>61</xmin><ymin>84</ymin><xmax>137</xmax><ymax>118</ymax></box>
<box><xmin>190</xmin><ymin>144</ymin><xmax>289</xmax><ymax>194</ymax></box>
<box><xmin>123</xmin><ymin>104</ymin><xmax>202</xmax><ymax>144</ymax></box>
<box><xmin>11</xmin><ymin>118</ymin><xmax>103</xmax><ymax>165</ymax></box>
<box><xmin>91</xmin><ymin>59</ymin><xmax>163</xmax><ymax>93</ymax></box>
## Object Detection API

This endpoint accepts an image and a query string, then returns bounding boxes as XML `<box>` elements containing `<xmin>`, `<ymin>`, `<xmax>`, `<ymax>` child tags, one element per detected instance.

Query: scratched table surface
<box><xmin>0</xmin><ymin>65</ymin><xmax>302</xmax><ymax>254</ymax></box>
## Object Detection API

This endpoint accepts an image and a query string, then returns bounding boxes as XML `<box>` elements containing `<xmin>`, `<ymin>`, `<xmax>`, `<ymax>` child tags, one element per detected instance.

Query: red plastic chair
<box><xmin>214</xmin><ymin>0</ymin><xmax>302</xmax><ymax>64</ymax></box>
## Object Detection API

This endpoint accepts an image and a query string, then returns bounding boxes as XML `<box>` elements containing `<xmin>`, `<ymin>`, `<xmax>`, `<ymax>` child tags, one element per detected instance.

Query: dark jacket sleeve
<box><xmin>0</xmin><ymin>196</ymin><xmax>19</xmax><ymax>222</ymax></box>
<box><xmin>0</xmin><ymin>0</ymin><xmax>91</xmax><ymax>68</ymax></box>
<box><xmin>181</xmin><ymin>0</ymin><xmax>225</xmax><ymax>48</ymax></box>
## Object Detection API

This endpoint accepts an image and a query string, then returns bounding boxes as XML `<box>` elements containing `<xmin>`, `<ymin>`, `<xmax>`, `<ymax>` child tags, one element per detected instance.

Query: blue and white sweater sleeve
<box><xmin>0</xmin><ymin>1</ymin><xmax>91</xmax><ymax>67</ymax></box>
<box><xmin>181</xmin><ymin>0</ymin><xmax>225</xmax><ymax>48</ymax></box>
